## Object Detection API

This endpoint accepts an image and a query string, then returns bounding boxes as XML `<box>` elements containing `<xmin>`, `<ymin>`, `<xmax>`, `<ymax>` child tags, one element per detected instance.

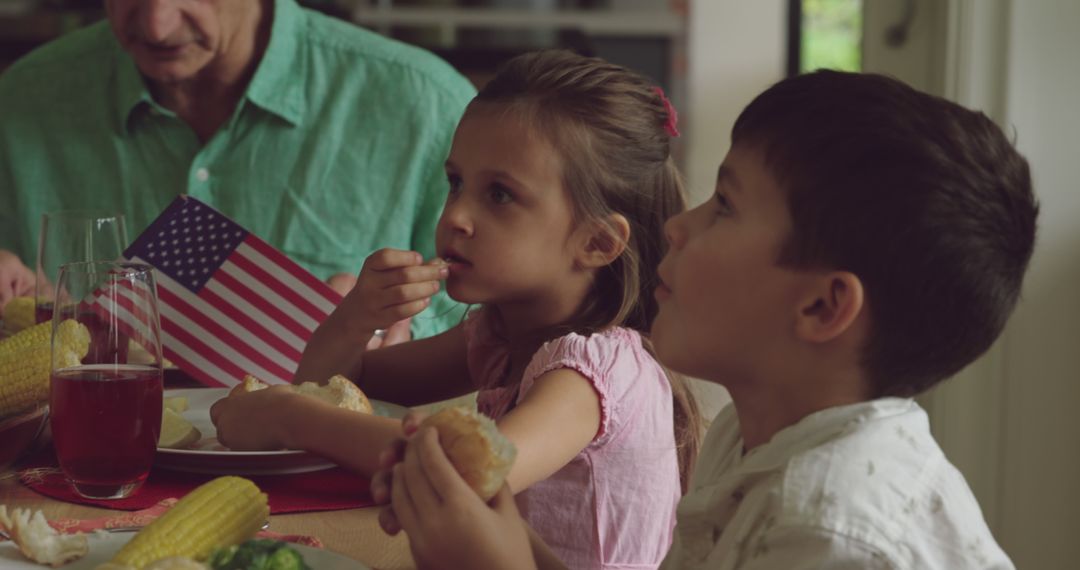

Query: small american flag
<box><xmin>120</xmin><ymin>196</ymin><xmax>342</xmax><ymax>387</ymax></box>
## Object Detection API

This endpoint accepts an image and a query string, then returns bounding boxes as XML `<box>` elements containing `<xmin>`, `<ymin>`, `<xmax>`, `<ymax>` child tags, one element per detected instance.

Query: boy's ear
<box><xmin>795</xmin><ymin>271</ymin><xmax>865</xmax><ymax>343</ymax></box>
<box><xmin>576</xmin><ymin>214</ymin><xmax>631</xmax><ymax>269</ymax></box>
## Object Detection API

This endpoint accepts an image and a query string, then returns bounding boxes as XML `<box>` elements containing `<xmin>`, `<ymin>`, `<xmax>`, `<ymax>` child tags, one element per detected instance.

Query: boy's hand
<box><xmin>209</xmin><ymin>385</ymin><xmax>310</xmax><ymax>451</ymax></box>
<box><xmin>331</xmin><ymin>249</ymin><xmax>447</xmax><ymax>341</ymax></box>
<box><xmin>379</xmin><ymin>424</ymin><xmax>535</xmax><ymax>570</ymax></box>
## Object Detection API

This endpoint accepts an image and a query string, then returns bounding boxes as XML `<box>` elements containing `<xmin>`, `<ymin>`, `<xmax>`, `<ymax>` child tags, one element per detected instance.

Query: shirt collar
<box><xmin>243</xmin><ymin>0</ymin><xmax>306</xmax><ymax>126</ymax></box>
<box><xmin>113</xmin><ymin>0</ymin><xmax>307</xmax><ymax>133</ymax></box>
<box><xmin>736</xmin><ymin>397</ymin><xmax>921</xmax><ymax>474</ymax></box>
<box><xmin>113</xmin><ymin>43</ymin><xmax>158</xmax><ymax>133</ymax></box>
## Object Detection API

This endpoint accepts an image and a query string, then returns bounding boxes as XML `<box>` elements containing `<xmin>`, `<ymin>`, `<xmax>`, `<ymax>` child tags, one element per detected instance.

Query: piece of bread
<box><xmin>229</xmin><ymin>375</ymin><xmax>270</xmax><ymax>398</ymax></box>
<box><xmin>0</xmin><ymin>505</ymin><xmax>89</xmax><ymax>567</ymax></box>
<box><xmin>233</xmin><ymin>374</ymin><xmax>372</xmax><ymax>414</ymax></box>
<box><xmin>420</xmin><ymin>406</ymin><xmax>517</xmax><ymax>500</ymax></box>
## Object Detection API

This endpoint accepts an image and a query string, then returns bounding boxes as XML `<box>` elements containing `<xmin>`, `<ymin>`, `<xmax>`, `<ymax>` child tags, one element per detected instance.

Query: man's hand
<box><xmin>372</xmin><ymin>413</ymin><xmax>537</xmax><ymax>570</ymax></box>
<box><xmin>0</xmin><ymin>249</ymin><xmax>35</xmax><ymax>310</ymax></box>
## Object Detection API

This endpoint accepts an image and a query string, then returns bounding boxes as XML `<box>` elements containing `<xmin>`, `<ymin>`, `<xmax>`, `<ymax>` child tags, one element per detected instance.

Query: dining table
<box><xmin>0</xmin><ymin>374</ymin><xmax>421</xmax><ymax>570</ymax></box>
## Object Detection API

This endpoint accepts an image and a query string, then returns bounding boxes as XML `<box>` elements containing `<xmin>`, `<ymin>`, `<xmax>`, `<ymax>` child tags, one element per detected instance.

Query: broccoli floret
<box><xmin>267</xmin><ymin>547</ymin><xmax>309</xmax><ymax>570</ymax></box>
<box><xmin>208</xmin><ymin>539</ymin><xmax>310</xmax><ymax>570</ymax></box>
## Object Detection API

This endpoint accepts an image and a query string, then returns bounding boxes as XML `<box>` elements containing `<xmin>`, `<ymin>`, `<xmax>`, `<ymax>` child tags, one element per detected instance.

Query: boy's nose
<box><xmin>664</xmin><ymin>213</ymin><xmax>686</xmax><ymax>249</ymax></box>
<box><xmin>139</xmin><ymin>0</ymin><xmax>183</xmax><ymax>44</ymax></box>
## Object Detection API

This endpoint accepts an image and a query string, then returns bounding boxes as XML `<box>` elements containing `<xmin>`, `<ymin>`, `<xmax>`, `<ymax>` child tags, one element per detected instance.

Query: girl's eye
<box><xmin>489</xmin><ymin>183</ymin><xmax>514</xmax><ymax>205</ymax></box>
<box><xmin>446</xmin><ymin>173</ymin><xmax>462</xmax><ymax>195</ymax></box>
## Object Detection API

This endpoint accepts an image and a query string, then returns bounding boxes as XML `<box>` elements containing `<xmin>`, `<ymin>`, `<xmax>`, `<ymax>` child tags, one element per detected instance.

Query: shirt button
<box><xmin>195</xmin><ymin>168</ymin><xmax>210</xmax><ymax>182</ymax></box>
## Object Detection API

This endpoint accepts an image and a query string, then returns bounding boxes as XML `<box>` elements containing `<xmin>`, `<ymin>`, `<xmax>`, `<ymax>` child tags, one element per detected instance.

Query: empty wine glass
<box><xmin>35</xmin><ymin>210</ymin><xmax>128</xmax><ymax>324</ymax></box>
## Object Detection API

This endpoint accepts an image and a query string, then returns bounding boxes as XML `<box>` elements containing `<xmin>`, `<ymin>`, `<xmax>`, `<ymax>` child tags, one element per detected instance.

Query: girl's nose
<box><xmin>664</xmin><ymin>211</ymin><xmax>687</xmax><ymax>249</ymax></box>
<box><xmin>140</xmin><ymin>0</ymin><xmax>182</xmax><ymax>43</ymax></box>
<box><xmin>439</xmin><ymin>198</ymin><xmax>474</xmax><ymax>237</ymax></box>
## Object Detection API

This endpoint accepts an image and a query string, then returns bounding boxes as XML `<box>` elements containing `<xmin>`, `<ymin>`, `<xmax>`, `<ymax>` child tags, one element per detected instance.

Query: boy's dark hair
<box><xmin>732</xmin><ymin>70</ymin><xmax>1038</xmax><ymax>397</ymax></box>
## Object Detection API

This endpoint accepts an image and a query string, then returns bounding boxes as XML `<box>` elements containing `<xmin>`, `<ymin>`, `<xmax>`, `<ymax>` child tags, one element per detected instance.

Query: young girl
<box><xmin>210</xmin><ymin>49</ymin><xmax>702</xmax><ymax>569</ymax></box>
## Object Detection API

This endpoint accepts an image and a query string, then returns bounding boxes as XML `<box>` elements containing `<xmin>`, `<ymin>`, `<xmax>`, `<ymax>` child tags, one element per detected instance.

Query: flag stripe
<box><xmin>161</xmin><ymin>338</ymin><xmax>230</xmax><ymax>388</ymax></box>
<box><xmin>245</xmin><ymin>237</ymin><xmax>341</xmax><ymax>308</ymax></box>
<box><xmin>238</xmin><ymin>241</ymin><xmax>339</xmax><ymax>315</ymax></box>
<box><xmin>213</xmin><ymin>270</ymin><xmax>312</xmax><ymax>343</ymax></box>
<box><xmin>146</xmin><ymin>262</ymin><xmax>300</xmax><ymax>369</ymax></box>
<box><xmin>110</xmin><ymin>283</ymin><xmax>159</xmax><ymax>350</ymax></box>
<box><xmin>218</xmin><ymin>260</ymin><xmax>318</xmax><ymax>332</ymax></box>
<box><xmin>198</xmin><ymin>285</ymin><xmax>304</xmax><ymax>361</ymax></box>
<box><xmin>230</xmin><ymin>243</ymin><xmax>327</xmax><ymax>323</ymax></box>
<box><xmin>157</xmin><ymin>286</ymin><xmax>295</xmax><ymax>383</ymax></box>
<box><xmin>147</xmin><ymin>264</ymin><xmax>302</xmax><ymax>368</ymax></box>
<box><xmin>160</xmin><ymin>312</ymin><xmax>252</xmax><ymax>385</ymax></box>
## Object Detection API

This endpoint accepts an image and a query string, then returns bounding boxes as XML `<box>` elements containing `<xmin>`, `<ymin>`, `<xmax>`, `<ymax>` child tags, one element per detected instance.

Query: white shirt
<box><xmin>660</xmin><ymin>398</ymin><xmax>1013</xmax><ymax>569</ymax></box>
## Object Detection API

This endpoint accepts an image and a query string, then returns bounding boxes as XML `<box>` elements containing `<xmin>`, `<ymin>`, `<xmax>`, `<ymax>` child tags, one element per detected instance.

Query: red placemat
<box><xmin>17</xmin><ymin>446</ymin><xmax>375</xmax><ymax>514</ymax></box>
<box><xmin>42</xmin><ymin>498</ymin><xmax>323</xmax><ymax>547</ymax></box>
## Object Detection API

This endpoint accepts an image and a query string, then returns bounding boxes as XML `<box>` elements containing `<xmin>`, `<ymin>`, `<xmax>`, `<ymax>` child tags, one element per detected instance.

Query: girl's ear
<box><xmin>795</xmin><ymin>271</ymin><xmax>865</xmax><ymax>343</ymax></box>
<box><xmin>576</xmin><ymin>214</ymin><xmax>631</xmax><ymax>269</ymax></box>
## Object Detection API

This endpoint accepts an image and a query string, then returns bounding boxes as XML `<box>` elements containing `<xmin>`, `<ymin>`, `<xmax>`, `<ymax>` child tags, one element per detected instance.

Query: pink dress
<box><xmin>465</xmin><ymin>311</ymin><xmax>681</xmax><ymax>570</ymax></box>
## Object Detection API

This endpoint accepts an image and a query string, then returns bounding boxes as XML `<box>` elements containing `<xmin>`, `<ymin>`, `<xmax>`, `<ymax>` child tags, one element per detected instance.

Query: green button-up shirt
<box><xmin>0</xmin><ymin>0</ymin><xmax>475</xmax><ymax>339</ymax></box>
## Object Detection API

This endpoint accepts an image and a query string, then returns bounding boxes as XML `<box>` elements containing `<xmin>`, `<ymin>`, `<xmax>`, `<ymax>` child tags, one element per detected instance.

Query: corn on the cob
<box><xmin>0</xmin><ymin>320</ymin><xmax>50</xmax><ymax>353</ymax></box>
<box><xmin>1</xmin><ymin>296</ymin><xmax>37</xmax><ymax>334</ymax></box>
<box><xmin>109</xmin><ymin>476</ymin><xmax>269</xmax><ymax>569</ymax></box>
<box><xmin>0</xmin><ymin>319</ymin><xmax>90</xmax><ymax>419</ymax></box>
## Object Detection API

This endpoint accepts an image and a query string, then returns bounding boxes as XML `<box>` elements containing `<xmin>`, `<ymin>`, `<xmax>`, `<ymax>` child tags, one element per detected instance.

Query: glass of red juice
<box><xmin>49</xmin><ymin>261</ymin><xmax>163</xmax><ymax>500</ymax></box>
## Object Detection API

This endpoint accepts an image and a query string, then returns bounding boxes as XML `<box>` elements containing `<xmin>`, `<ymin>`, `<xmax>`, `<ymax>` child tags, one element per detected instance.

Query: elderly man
<box><xmin>0</xmin><ymin>0</ymin><xmax>474</xmax><ymax>342</ymax></box>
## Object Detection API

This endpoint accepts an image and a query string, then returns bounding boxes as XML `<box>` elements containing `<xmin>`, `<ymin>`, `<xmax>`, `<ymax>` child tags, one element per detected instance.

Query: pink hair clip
<box><xmin>653</xmin><ymin>86</ymin><xmax>680</xmax><ymax>138</ymax></box>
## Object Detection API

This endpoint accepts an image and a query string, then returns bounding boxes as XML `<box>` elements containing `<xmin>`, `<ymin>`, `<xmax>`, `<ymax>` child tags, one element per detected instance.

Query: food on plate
<box><xmin>142</xmin><ymin>557</ymin><xmax>210</xmax><ymax>570</ymax></box>
<box><xmin>233</xmin><ymin>374</ymin><xmax>373</xmax><ymax>414</ymax></box>
<box><xmin>106</xmin><ymin>476</ymin><xmax>269</xmax><ymax>569</ymax></box>
<box><xmin>158</xmin><ymin>407</ymin><xmax>202</xmax><ymax>449</ymax></box>
<box><xmin>0</xmin><ymin>505</ymin><xmax>89</xmax><ymax>567</ymax></box>
<box><xmin>164</xmin><ymin>396</ymin><xmax>189</xmax><ymax>413</ymax></box>
<box><xmin>207</xmin><ymin>538</ymin><xmax>310</xmax><ymax>570</ymax></box>
<box><xmin>0</xmin><ymin>319</ymin><xmax>90</xmax><ymax>420</ymax></box>
<box><xmin>1</xmin><ymin>296</ymin><xmax>37</xmax><ymax>334</ymax></box>
<box><xmin>420</xmin><ymin>406</ymin><xmax>517</xmax><ymax>500</ymax></box>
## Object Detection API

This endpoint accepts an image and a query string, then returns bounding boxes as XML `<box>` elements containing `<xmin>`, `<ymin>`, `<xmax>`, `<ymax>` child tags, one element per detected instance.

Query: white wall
<box><xmin>685</xmin><ymin>0</ymin><xmax>786</xmax><ymax>419</ymax></box>
<box><xmin>994</xmin><ymin>1</ymin><xmax>1080</xmax><ymax>566</ymax></box>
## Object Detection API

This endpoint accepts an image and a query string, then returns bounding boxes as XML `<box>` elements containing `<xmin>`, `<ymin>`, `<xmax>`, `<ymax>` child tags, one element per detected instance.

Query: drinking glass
<box><xmin>35</xmin><ymin>210</ymin><xmax>128</xmax><ymax>324</ymax></box>
<box><xmin>49</xmin><ymin>261</ymin><xmax>163</xmax><ymax>500</ymax></box>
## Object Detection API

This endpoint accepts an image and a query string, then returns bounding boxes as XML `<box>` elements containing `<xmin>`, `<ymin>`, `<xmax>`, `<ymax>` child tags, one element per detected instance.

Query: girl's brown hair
<box><xmin>474</xmin><ymin>50</ymin><xmax>702</xmax><ymax>491</ymax></box>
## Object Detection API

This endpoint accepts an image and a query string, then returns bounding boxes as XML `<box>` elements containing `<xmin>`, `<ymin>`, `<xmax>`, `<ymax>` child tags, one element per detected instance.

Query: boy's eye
<box><xmin>446</xmin><ymin>173</ymin><xmax>462</xmax><ymax>195</ymax></box>
<box><xmin>489</xmin><ymin>183</ymin><xmax>514</xmax><ymax>205</ymax></box>
<box><xmin>714</xmin><ymin>192</ymin><xmax>733</xmax><ymax>215</ymax></box>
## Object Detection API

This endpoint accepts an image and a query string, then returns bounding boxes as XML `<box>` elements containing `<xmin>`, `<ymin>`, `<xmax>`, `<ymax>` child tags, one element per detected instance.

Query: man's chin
<box><xmin>133</xmin><ymin>55</ymin><xmax>206</xmax><ymax>84</ymax></box>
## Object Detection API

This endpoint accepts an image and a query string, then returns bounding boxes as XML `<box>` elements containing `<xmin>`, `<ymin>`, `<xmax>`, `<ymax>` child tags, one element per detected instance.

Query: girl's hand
<box><xmin>382</xmin><ymin>425</ymin><xmax>536</xmax><ymax>570</ymax></box>
<box><xmin>209</xmin><ymin>385</ymin><xmax>312</xmax><ymax>451</ymax></box>
<box><xmin>332</xmin><ymin>249</ymin><xmax>448</xmax><ymax>340</ymax></box>
<box><xmin>371</xmin><ymin>410</ymin><xmax>426</xmax><ymax>511</ymax></box>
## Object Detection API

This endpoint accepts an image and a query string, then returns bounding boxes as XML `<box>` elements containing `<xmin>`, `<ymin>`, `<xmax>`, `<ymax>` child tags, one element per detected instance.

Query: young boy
<box><xmin>374</xmin><ymin>70</ymin><xmax>1037</xmax><ymax>569</ymax></box>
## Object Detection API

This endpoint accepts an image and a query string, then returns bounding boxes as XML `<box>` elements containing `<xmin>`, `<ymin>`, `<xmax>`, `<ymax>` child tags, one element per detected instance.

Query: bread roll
<box><xmin>420</xmin><ymin>406</ymin><xmax>517</xmax><ymax>500</ymax></box>
<box><xmin>233</xmin><ymin>374</ymin><xmax>372</xmax><ymax>414</ymax></box>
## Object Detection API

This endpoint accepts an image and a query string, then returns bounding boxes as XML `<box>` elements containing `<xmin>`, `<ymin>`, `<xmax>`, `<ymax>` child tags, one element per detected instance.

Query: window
<box><xmin>788</xmin><ymin>0</ymin><xmax>863</xmax><ymax>76</ymax></box>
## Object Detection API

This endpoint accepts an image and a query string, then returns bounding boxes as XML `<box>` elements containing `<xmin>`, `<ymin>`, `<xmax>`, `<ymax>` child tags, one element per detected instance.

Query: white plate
<box><xmin>0</xmin><ymin>532</ymin><xmax>369</xmax><ymax>569</ymax></box>
<box><xmin>155</xmin><ymin>388</ymin><xmax>407</xmax><ymax>476</ymax></box>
